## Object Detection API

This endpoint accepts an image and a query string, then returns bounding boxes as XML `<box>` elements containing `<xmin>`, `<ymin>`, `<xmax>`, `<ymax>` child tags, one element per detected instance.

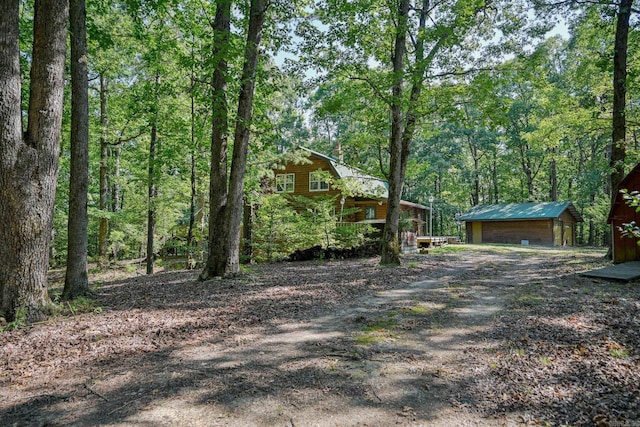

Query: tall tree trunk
<box><xmin>188</xmin><ymin>149</ymin><xmax>197</xmax><ymax>246</ymax></box>
<box><xmin>186</xmin><ymin>42</ymin><xmax>200</xmax><ymax>267</ymax></box>
<box><xmin>63</xmin><ymin>0</ymin><xmax>90</xmax><ymax>300</ymax></box>
<box><xmin>187</xmin><ymin>72</ymin><xmax>197</xmax><ymax>251</ymax></box>
<box><xmin>242</xmin><ymin>203</ymin><xmax>253</xmax><ymax>262</ymax></box>
<box><xmin>380</xmin><ymin>0</ymin><xmax>410</xmax><ymax>266</ymax></box>
<box><xmin>549</xmin><ymin>156</ymin><xmax>558</xmax><ymax>202</ymax></box>
<box><xmin>381</xmin><ymin>0</ymin><xmax>435</xmax><ymax>265</ymax></box>
<box><xmin>200</xmin><ymin>0</ymin><xmax>232</xmax><ymax>280</ymax></box>
<box><xmin>0</xmin><ymin>0</ymin><xmax>68</xmax><ymax>323</ymax></box>
<box><xmin>492</xmin><ymin>150</ymin><xmax>499</xmax><ymax>203</ymax></box>
<box><xmin>223</xmin><ymin>0</ymin><xmax>267</xmax><ymax>276</ymax></box>
<box><xmin>98</xmin><ymin>74</ymin><xmax>109</xmax><ymax>265</ymax></box>
<box><xmin>469</xmin><ymin>138</ymin><xmax>480</xmax><ymax>206</ymax></box>
<box><xmin>610</xmin><ymin>0</ymin><xmax>633</xmax><ymax>195</ymax></box>
<box><xmin>146</xmin><ymin>77</ymin><xmax>160</xmax><ymax>275</ymax></box>
<box><xmin>111</xmin><ymin>145</ymin><xmax>121</xmax><ymax>212</ymax></box>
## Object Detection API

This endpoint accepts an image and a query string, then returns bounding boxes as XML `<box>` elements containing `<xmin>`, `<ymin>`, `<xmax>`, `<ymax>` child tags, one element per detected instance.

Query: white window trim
<box><xmin>309</xmin><ymin>171</ymin><xmax>330</xmax><ymax>192</ymax></box>
<box><xmin>275</xmin><ymin>173</ymin><xmax>295</xmax><ymax>193</ymax></box>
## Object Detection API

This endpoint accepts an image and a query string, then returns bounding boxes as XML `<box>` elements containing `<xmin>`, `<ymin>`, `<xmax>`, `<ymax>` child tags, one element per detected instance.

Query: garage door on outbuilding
<box><xmin>459</xmin><ymin>202</ymin><xmax>583</xmax><ymax>246</ymax></box>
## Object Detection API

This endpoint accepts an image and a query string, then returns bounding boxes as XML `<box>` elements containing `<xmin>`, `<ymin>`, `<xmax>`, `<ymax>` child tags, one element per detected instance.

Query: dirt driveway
<box><xmin>1</xmin><ymin>245</ymin><xmax>638</xmax><ymax>426</ymax></box>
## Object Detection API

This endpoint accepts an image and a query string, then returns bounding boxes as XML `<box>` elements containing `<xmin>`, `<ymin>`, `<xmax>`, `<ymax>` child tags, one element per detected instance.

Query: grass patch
<box><xmin>124</xmin><ymin>264</ymin><xmax>137</xmax><ymax>274</ymax></box>
<box><xmin>355</xmin><ymin>332</ymin><xmax>387</xmax><ymax>345</ymax></box>
<box><xmin>609</xmin><ymin>348</ymin><xmax>630</xmax><ymax>358</ymax></box>
<box><xmin>88</xmin><ymin>265</ymin><xmax>103</xmax><ymax>275</ymax></box>
<box><xmin>607</xmin><ymin>341</ymin><xmax>630</xmax><ymax>358</ymax></box>
<box><xmin>511</xmin><ymin>348</ymin><xmax>526</xmax><ymax>357</ymax></box>
<box><xmin>355</xmin><ymin>318</ymin><xmax>398</xmax><ymax>345</ymax></box>
<box><xmin>0</xmin><ymin>307</ymin><xmax>27</xmax><ymax>332</ymax></box>
<box><xmin>362</xmin><ymin>319</ymin><xmax>397</xmax><ymax>332</ymax></box>
<box><xmin>428</xmin><ymin>245</ymin><xmax>469</xmax><ymax>254</ymax></box>
<box><xmin>433</xmin><ymin>244</ymin><xmax>607</xmax><ymax>259</ymax></box>
<box><xmin>59</xmin><ymin>296</ymin><xmax>103</xmax><ymax>316</ymax></box>
<box><xmin>402</xmin><ymin>304</ymin><xmax>431</xmax><ymax>316</ymax></box>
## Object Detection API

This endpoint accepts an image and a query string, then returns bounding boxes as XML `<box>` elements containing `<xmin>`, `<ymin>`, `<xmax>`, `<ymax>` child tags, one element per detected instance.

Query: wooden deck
<box><xmin>416</xmin><ymin>236</ymin><xmax>448</xmax><ymax>248</ymax></box>
<box><xmin>581</xmin><ymin>261</ymin><xmax>640</xmax><ymax>282</ymax></box>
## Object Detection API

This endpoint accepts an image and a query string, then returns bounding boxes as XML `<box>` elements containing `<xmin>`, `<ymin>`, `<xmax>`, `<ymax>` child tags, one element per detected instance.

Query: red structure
<box><xmin>608</xmin><ymin>163</ymin><xmax>640</xmax><ymax>263</ymax></box>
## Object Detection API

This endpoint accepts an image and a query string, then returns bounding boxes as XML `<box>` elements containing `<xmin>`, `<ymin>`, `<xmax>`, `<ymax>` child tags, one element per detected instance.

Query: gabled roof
<box><xmin>459</xmin><ymin>202</ymin><xmax>583</xmax><ymax>222</ymax></box>
<box><xmin>299</xmin><ymin>146</ymin><xmax>389</xmax><ymax>199</ymax></box>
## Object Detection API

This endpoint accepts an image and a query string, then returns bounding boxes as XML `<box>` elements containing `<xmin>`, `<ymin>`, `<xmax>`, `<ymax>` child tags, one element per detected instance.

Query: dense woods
<box><xmin>1</xmin><ymin>0</ymin><xmax>639</xmax><ymax>321</ymax></box>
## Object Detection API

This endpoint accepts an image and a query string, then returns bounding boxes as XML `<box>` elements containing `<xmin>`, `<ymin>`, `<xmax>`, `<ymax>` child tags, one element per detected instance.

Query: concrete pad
<box><xmin>581</xmin><ymin>261</ymin><xmax>640</xmax><ymax>281</ymax></box>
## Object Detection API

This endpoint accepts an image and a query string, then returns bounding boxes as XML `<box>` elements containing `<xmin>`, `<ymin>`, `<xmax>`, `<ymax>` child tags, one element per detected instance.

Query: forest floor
<box><xmin>1</xmin><ymin>245</ymin><xmax>639</xmax><ymax>426</ymax></box>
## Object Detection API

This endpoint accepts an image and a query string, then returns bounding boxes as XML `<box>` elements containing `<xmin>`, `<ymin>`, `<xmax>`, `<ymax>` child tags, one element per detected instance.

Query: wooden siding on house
<box><xmin>274</xmin><ymin>158</ymin><xmax>343</xmax><ymax>200</ymax></box>
<box><xmin>351</xmin><ymin>200</ymin><xmax>386</xmax><ymax>222</ymax></box>
<box><xmin>558</xmin><ymin>210</ymin><xmax>576</xmax><ymax>245</ymax></box>
<box><xmin>610</xmin><ymin>211</ymin><xmax>640</xmax><ymax>264</ymax></box>
<box><xmin>273</xmin><ymin>151</ymin><xmax>429</xmax><ymax>236</ymax></box>
<box><xmin>481</xmin><ymin>219</ymin><xmax>553</xmax><ymax>245</ymax></box>
<box><xmin>461</xmin><ymin>202</ymin><xmax>580</xmax><ymax>246</ymax></box>
<box><xmin>465</xmin><ymin>217</ymin><xmax>577</xmax><ymax>246</ymax></box>
<box><xmin>465</xmin><ymin>218</ymin><xmax>578</xmax><ymax>246</ymax></box>
<box><xmin>274</xmin><ymin>156</ymin><xmax>389</xmax><ymax>223</ymax></box>
<box><xmin>608</xmin><ymin>163</ymin><xmax>640</xmax><ymax>263</ymax></box>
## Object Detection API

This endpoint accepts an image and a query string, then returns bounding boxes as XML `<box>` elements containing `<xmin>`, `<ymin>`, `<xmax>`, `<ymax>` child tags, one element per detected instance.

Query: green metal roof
<box><xmin>459</xmin><ymin>202</ymin><xmax>583</xmax><ymax>222</ymax></box>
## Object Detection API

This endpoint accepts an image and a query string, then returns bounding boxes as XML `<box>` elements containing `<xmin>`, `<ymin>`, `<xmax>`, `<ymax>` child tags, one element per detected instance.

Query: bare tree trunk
<box><xmin>111</xmin><ymin>145</ymin><xmax>121</xmax><ymax>212</ymax></box>
<box><xmin>381</xmin><ymin>0</ymin><xmax>435</xmax><ymax>265</ymax></box>
<box><xmin>469</xmin><ymin>137</ymin><xmax>480</xmax><ymax>206</ymax></box>
<box><xmin>223</xmin><ymin>0</ymin><xmax>267</xmax><ymax>276</ymax></box>
<box><xmin>242</xmin><ymin>203</ymin><xmax>253</xmax><ymax>262</ymax></box>
<box><xmin>610</xmin><ymin>0</ymin><xmax>633</xmax><ymax>195</ymax></box>
<box><xmin>200</xmin><ymin>0</ymin><xmax>232</xmax><ymax>280</ymax></box>
<box><xmin>0</xmin><ymin>0</ymin><xmax>68</xmax><ymax>323</ymax></box>
<box><xmin>380</xmin><ymin>0</ymin><xmax>410</xmax><ymax>266</ymax></box>
<box><xmin>146</xmin><ymin>77</ymin><xmax>160</xmax><ymax>275</ymax></box>
<box><xmin>98</xmin><ymin>74</ymin><xmax>109</xmax><ymax>265</ymax></box>
<box><xmin>187</xmin><ymin>71</ymin><xmax>197</xmax><ymax>250</ymax></box>
<box><xmin>63</xmin><ymin>0</ymin><xmax>90</xmax><ymax>300</ymax></box>
<box><xmin>188</xmin><ymin>149</ymin><xmax>197</xmax><ymax>245</ymax></box>
<box><xmin>549</xmin><ymin>157</ymin><xmax>558</xmax><ymax>202</ymax></box>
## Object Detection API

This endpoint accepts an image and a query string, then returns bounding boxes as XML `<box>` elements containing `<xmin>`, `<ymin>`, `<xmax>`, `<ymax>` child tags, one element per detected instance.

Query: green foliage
<box><xmin>41</xmin><ymin>0</ymin><xmax>640</xmax><ymax>278</ymax></box>
<box><xmin>333</xmin><ymin>224</ymin><xmax>375</xmax><ymax>248</ymax></box>
<box><xmin>609</xmin><ymin>347</ymin><xmax>630</xmax><ymax>358</ymax></box>
<box><xmin>618</xmin><ymin>189</ymin><xmax>640</xmax><ymax>242</ymax></box>
<box><xmin>251</xmin><ymin>193</ymin><xmax>375</xmax><ymax>262</ymax></box>
<box><xmin>0</xmin><ymin>308</ymin><xmax>27</xmax><ymax>332</ymax></box>
<box><xmin>62</xmin><ymin>297</ymin><xmax>103</xmax><ymax>316</ymax></box>
<box><xmin>252</xmin><ymin>194</ymin><xmax>304</xmax><ymax>262</ymax></box>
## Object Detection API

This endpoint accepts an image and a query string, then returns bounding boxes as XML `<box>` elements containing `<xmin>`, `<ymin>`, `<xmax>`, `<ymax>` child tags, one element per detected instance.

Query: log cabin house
<box><xmin>459</xmin><ymin>202</ymin><xmax>583</xmax><ymax>246</ymax></box>
<box><xmin>608</xmin><ymin>163</ymin><xmax>640</xmax><ymax>263</ymax></box>
<box><xmin>273</xmin><ymin>147</ymin><xmax>429</xmax><ymax>236</ymax></box>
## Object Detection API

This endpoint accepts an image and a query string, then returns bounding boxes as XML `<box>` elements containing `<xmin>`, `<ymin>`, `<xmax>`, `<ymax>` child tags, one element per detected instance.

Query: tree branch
<box><xmin>348</xmin><ymin>74</ymin><xmax>391</xmax><ymax>106</ymax></box>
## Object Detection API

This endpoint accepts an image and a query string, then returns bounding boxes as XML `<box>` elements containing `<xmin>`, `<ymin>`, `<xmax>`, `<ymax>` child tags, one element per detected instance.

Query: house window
<box><xmin>309</xmin><ymin>171</ymin><xmax>330</xmax><ymax>191</ymax></box>
<box><xmin>275</xmin><ymin>173</ymin><xmax>295</xmax><ymax>193</ymax></box>
<box><xmin>365</xmin><ymin>206</ymin><xmax>376</xmax><ymax>220</ymax></box>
